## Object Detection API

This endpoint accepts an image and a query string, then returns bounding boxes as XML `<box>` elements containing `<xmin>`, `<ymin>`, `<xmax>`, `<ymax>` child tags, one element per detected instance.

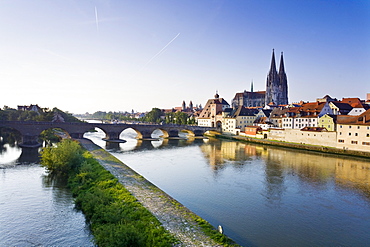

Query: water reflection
<box><xmin>199</xmin><ymin>139</ymin><xmax>370</xmax><ymax>202</ymax></box>
<box><xmin>17</xmin><ymin>147</ymin><xmax>40</xmax><ymax>164</ymax></box>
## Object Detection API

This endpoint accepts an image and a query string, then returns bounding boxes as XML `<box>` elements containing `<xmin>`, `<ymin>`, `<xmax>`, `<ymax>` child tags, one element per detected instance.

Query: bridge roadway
<box><xmin>0</xmin><ymin>121</ymin><xmax>216</xmax><ymax>147</ymax></box>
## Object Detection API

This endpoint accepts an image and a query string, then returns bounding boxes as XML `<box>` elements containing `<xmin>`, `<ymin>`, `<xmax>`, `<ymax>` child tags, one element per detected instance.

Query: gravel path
<box><xmin>78</xmin><ymin>138</ymin><xmax>226</xmax><ymax>247</ymax></box>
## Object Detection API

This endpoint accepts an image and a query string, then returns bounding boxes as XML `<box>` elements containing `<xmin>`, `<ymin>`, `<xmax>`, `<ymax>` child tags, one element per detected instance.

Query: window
<box><xmin>367</xmin><ymin>134</ymin><xmax>370</xmax><ymax>137</ymax></box>
<box><xmin>355</xmin><ymin>133</ymin><xmax>358</xmax><ymax>136</ymax></box>
<box><xmin>351</xmin><ymin>141</ymin><xmax>358</xmax><ymax>144</ymax></box>
<box><xmin>362</xmin><ymin>142</ymin><xmax>370</xmax><ymax>145</ymax></box>
<box><xmin>338</xmin><ymin>139</ymin><xmax>344</xmax><ymax>143</ymax></box>
<box><xmin>339</xmin><ymin>132</ymin><xmax>342</xmax><ymax>135</ymax></box>
<box><xmin>349</xmin><ymin>133</ymin><xmax>351</xmax><ymax>136</ymax></box>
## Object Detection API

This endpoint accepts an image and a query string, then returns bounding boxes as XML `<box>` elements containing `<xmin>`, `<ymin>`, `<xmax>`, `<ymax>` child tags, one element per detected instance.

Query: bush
<box><xmin>40</xmin><ymin>139</ymin><xmax>84</xmax><ymax>176</ymax></box>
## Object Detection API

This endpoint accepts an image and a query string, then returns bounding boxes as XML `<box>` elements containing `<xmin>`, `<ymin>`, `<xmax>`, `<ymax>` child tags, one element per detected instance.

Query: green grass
<box><xmin>69</xmin><ymin>152</ymin><xmax>178</xmax><ymax>247</ymax></box>
<box><xmin>41</xmin><ymin>140</ymin><xmax>177</xmax><ymax>247</ymax></box>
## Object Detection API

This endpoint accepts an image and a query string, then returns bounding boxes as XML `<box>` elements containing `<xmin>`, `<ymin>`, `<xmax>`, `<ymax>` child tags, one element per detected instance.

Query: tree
<box><xmin>143</xmin><ymin>108</ymin><xmax>163</xmax><ymax>123</ymax></box>
<box><xmin>165</xmin><ymin>112</ymin><xmax>175</xmax><ymax>124</ymax></box>
<box><xmin>174</xmin><ymin>111</ymin><xmax>188</xmax><ymax>125</ymax></box>
<box><xmin>40</xmin><ymin>139</ymin><xmax>84</xmax><ymax>176</ymax></box>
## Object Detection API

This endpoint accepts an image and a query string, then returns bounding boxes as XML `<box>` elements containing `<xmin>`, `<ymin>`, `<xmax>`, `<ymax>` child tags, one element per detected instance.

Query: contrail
<box><xmin>130</xmin><ymin>33</ymin><xmax>180</xmax><ymax>79</ymax></box>
<box><xmin>143</xmin><ymin>33</ymin><xmax>180</xmax><ymax>67</ymax></box>
<box><xmin>95</xmin><ymin>6</ymin><xmax>99</xmax><ymax>32</ymax></box>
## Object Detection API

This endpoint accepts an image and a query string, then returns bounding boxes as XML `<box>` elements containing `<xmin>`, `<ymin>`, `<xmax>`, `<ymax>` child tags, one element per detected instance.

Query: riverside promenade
<box><xmin>77</xmin><ymin>138</ymin><xmax>233</xmax><ymax>247</ymax></box>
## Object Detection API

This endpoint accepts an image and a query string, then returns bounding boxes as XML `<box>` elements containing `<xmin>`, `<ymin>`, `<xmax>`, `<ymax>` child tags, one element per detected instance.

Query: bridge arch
<box><xmin>0</xmin><ymin>126</ymin><xmax>23</xmax><ymax>145</ymax></box>
<box><xmin>178</xmin><ymin>129</ymin><xmax>195</xmax><ymax>137</ymax></box>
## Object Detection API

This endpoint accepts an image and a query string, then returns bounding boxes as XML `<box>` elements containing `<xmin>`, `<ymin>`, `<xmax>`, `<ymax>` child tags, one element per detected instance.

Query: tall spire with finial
<box><xmin>269</xmin><ymin>49</ymin><xmax>277</xmax><ymax>74</ymax></box>
<box><xmin>265</xmin><ymin>49</ymin><xmax>279</xmax><ymax>106</ymax></box>
<box><xmin>279</xmin><ymin>52</ymin><xmax>285</xmax><ymax>74</ymax></box>
<box><xmin>279</xmin><ymin>51</ymin><xmax>288</xmax><ymax>105</ymax></box>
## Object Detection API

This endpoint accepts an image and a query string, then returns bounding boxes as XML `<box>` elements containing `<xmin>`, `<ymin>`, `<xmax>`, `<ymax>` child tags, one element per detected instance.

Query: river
<box><xmin>85</xmin><ymin>128</ymin><xmax>370</xmax><ymax>247</ymax></box>
<box><xmin>1</xmin><ymin>128</ymin><xmax>370</xmax><ymax>246</ymax></box>
<box><xmin>0</xmin><ymin>143</ymin><xmax>94</xmax><ymax>246</ymax></box>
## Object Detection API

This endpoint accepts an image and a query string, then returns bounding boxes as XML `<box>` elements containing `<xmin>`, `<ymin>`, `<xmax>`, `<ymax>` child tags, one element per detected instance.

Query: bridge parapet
<box><xmin>0</xmin><ymin>121</ymin><xmax>217</xmax><ymax>147</ymax></box>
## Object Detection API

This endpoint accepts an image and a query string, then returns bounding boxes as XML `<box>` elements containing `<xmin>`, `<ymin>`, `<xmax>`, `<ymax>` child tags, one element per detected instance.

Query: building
<box><xmin>319</xmin><ymin>114</ymin><xmax>337</xmax><ymax>131</ymax></box>
<box><xmin>265</xmin><ymin>49</ymin><xmax>288</xmax><ymax>106</ymax></box>
<box><xmin>17</xmin><ymin>104</ymin><xmax>42</xmax><ymax>115</ymax></box>
<box><xmin>197</xmin><ymin>92</ymin><xmax>230</xmax><ymax>128</ymax></box>
<box><xmin>232</xmin><ymin>49</ymin><xmax>288</xmax><ymax>109</ymax></box>
<box><xmin>336</xmin><ymin>109</ymin><xmax>370</xmax><ymax>152</ymax></box>
<box><xmin>232</xmin><ymin>82</ymin><xmax>266</xmax><ymax>108</ymax></box>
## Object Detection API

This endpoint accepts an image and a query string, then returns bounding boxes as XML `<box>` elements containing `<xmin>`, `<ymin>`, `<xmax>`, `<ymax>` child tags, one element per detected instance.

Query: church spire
<box><xmin>279</xmin><ymin>51</ymin><xmax>285</xmax><ymax>74</ymax></box>
<box><xmin>251</xmin><ymin>80</ymin><xmax>254</xmax><ymax>92</ymax></box>
<box><xmin>269</xmin><ymin>49</ymin><xmax>277</xmax><ymax>74</ymax></box>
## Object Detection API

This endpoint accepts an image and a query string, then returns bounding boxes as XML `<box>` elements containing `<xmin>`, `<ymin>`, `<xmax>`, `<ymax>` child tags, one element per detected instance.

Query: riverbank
<box><xmin>77</xmin><ymin>138</ymin><xmax>238</xmax><ymax>247</ymax></box>
<box><xmin>214</xmin><ymin>133</ymin><xmax>370</xmax><ymax>159</ymax></box>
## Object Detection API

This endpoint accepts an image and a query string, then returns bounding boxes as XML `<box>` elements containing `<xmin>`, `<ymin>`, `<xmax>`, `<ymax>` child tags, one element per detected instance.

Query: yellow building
<box><xmin>319</xmin><ymin>114</ymin><xmax>336</xmax><ymax>131</ymax></box>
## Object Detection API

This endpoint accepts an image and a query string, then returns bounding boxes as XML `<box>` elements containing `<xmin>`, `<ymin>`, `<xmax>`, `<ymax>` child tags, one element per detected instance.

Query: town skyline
<box><xmin>1</xmin><ymin>1</ymin><xmax>369</xmax><ymax>114</ymax></box>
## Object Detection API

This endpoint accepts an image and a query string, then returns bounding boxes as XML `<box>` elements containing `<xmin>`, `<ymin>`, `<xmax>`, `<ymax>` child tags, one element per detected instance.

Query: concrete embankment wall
<box><xmin>216</xmin><ymin>134</ymin><xmax>370</xmax><ymax>159</ymax></box>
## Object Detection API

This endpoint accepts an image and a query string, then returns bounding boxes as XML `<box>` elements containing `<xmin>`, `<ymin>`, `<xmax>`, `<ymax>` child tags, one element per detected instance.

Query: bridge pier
<box><xmin>136</xmin><ymin>130</ymin><xmax>153</xmax><ymax>139</ymax></box>
<box><xmin>102</xmin><ymin>131</ymin><xmax>126</xmax><ymax>143</ymax></box>
<box><xmin>19</xmin><ymin>135</ymin><xmax>42</xmax><ymax>148</ymax></box>
<box><xmin>193</xmin><ymin>129</ymin><xmax>206</xmax><ymax>137</ymax></box>
<box><xmin>168</xmin><ymin>130</ymin><xmax>179</xmax><ymax>138</ymax></box>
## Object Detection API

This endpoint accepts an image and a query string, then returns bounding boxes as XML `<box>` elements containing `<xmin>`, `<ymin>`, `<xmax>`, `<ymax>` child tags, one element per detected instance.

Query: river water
<box><xmin>1</xmin><ymin>128</ymin><xmax>370</xmax><ymax>247</ymax></box>
<box><xmin>0</xmin><ymin>143</ymin><xmax>94</xmax><ymax>246</ymax></box>
<box><xmin>85</xmin><ymin>128</ymin><xmax>370</xmax><ymax>247</ymax></box>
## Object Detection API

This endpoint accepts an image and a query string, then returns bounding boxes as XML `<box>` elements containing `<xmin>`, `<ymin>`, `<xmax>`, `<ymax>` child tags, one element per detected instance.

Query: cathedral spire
<box><xmin>279</xmin><ymin>52</ymin><xmax>285</xmax><ymax>74</ymax></box>
<box><xmin>251</xmin><ymin>80</ymin><xmax>254</xmax><ymax>92</ymax></box>
<box><xmin>269</xmin><ymin>49</ymin><xmax>277</xmax><ymax>74</ymax></box>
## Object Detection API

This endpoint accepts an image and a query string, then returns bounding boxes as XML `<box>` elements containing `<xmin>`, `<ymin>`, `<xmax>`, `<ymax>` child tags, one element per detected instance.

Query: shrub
<box><xmin>40</xmin><ymin>139</ymin><xmax>84</xmax><ymax>176</ymax></box>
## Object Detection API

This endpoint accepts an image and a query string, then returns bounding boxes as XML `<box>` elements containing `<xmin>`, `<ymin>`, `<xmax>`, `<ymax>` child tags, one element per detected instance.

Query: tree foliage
<box><xmin>165</xmin><ymin>111</ymin><xmax>196</xmax><ymax>125</ymax></box>
<box><xmin>0</xmin><ymin>106</ymin><xmax>81</xmax><ymax>122</ymax></box>
<box><xmin>40</xmin><ymin>139</ymin><xmax>84</xmax><ymax>176</ymax></box>
<box><xmin>142</xmin><ymin>108</ymin><xmax>163</xmax><ymax>123</ymax></box>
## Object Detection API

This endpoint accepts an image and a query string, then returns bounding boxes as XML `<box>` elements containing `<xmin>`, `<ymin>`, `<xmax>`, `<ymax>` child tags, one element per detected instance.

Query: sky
<box><xmin>0</xmin><ymin>0</ymin><xmax>369</xmax><ymax>114</ymax></box>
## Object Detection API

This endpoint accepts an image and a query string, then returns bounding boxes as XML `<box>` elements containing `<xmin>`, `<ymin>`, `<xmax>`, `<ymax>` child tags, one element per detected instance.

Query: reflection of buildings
<box><xmin>199</xmin><ymin>140</ymin><xmax>370</xmax><ymax>198</ymax></box>
<box><xmin>199</xmin><ymin>139</ymin><xmax>256</xmax><ymax>170</ymax></box>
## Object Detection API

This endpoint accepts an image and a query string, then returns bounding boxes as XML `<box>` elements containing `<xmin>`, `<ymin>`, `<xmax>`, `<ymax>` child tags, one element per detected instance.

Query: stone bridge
<box><xmin>0</xmin><ymin>121</ymin><xmax>217</xmax><ymax>147</ymax></box>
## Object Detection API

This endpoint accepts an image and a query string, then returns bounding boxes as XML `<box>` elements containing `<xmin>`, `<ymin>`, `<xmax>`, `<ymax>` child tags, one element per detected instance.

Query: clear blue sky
<box><xmin>1</xmin><ymin>0</ymin><xmax>369</xmax><ymax>114</ymax></box>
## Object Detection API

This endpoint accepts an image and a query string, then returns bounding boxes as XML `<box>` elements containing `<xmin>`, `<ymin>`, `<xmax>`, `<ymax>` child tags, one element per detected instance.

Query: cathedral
<box><xmin>265</xmin><ymin>49</ymin><xmax>288</xmax><ymax>106</ymax></box>
<box><xmin>232</xmin><ymin>49</ymin><xmax>289</xmax><ymax>108</ymax></box>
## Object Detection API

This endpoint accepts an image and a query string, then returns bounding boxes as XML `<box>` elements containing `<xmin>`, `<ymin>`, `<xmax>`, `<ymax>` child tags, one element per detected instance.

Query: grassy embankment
<box><xmin>40</xmin><ymin>139</ymin><xmax>238</xmax><ymax>246</ymax></box>
<box><xmin>41</xmin><ymin>139</ymin><xmax>177</xmax><ymax>246</ymax></box>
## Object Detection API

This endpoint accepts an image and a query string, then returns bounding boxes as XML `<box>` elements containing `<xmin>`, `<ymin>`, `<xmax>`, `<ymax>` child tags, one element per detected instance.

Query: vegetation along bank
<box><xmin>41</xmin><ymin>139</ymin><xmax>238</xmax><ymax>247</ymax></box>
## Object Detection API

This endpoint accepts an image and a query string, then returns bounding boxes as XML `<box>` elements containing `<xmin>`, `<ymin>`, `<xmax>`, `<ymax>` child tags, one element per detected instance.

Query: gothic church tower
<box><xmin>265</xmin><ymin>49</ymin><xmax>288</xmax><ymax>106</ymax></box>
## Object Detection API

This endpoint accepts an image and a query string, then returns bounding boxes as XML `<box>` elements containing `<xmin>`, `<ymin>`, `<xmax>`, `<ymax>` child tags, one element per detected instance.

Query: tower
<box><xmin>278</xmin><ymin>52</ymin><xmax>288</xmax><ymax>105</ymax></box>
<box><xmin>265</xmin><ymin>49</ymin><xmax>288</xmax><ymax>106</ymax></box>
<box><xmin>189</xmin><ymin>101</ymin><xmax>193</xmax><ymax>110</ymax></box>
